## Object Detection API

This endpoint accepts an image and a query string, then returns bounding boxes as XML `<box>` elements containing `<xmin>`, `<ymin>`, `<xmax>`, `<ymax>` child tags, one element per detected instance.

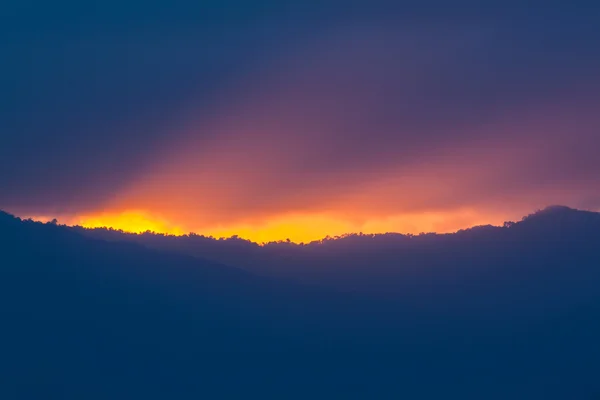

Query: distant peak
<box><xmin>539</xmin><ymin>205</ymin><xmax>575</xmax><ymax>213</ymax></box>
<box><xmin>526</xmin><ymin>205</ymin><xmax>575</xmax><ymax>218</ymax></box>
<box><xmin>527</xmin><ymin>205</ymin><xmax>576</xmax><ymax>217</ymax></box>
<box><xmin>519</xmin><ymin>205</ymin><xmax>599</xmax><ymax>227</ymax></box>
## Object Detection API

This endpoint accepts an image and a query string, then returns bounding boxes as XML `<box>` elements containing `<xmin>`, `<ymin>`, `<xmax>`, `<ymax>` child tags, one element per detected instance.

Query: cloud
<box><xmin>2</xmin><ymin>4</ymin><xmax>599</xmax><ymax>240</ymax></box>
<box><xmin>95</xmin><ymin>23</ymin><xmax>600</xmax><ymax>232</ymax></box>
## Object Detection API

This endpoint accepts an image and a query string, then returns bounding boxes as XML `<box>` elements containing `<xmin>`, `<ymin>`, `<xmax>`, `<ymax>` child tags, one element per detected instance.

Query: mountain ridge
<box><xmin>46</xmin><ymin>205</ymin><xmax>600</xmax><ymax>297</ymax></box>
<box><xmin>1</xmin><ymin>205</ymin><xmax>600</xmax><ymax>398</ymax></box>
<box><xmin>7</xmin><ymin>204</ymin><xmax>599</xmax><ymax>245</ymax></box>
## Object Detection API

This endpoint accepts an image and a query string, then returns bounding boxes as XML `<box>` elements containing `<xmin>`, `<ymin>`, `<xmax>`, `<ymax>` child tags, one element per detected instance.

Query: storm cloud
<box><xmin>2</xmin><ymin>1</ymin><xmax>599</xmax><ymax>240</ymax></box>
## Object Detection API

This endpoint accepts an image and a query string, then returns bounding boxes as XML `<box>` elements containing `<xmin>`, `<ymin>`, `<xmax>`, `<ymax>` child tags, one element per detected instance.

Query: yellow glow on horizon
<box><xmin>204</xmin><ymin>214</ymin><xmax>356</xmax><ymax>243</ymax></box>
<box><xmin>74</xmin><ymin>210</ymin><xmax>186</xmax><ymax>235</ymax></box>
<box><xmin>202</xmin><ymin>210</ymin><xmax>500</xmax><ymax>243</ymax></box>
<box><xmin>36</xmin><ymin>208</ymin><xmax>509</xmax><ymax>244</ymax></box>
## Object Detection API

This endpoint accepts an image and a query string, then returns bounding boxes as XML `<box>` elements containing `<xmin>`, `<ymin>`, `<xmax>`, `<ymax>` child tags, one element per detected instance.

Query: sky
<box><xmin>1</xmin><ymin>2</ymin><xmax>600</xmax><ymax>242</ymax></box>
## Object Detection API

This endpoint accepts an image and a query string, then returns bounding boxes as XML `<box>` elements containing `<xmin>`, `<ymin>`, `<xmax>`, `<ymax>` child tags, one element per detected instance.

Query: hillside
<box><xmin>76</xmin><ymin>206</ymin><xmax>600</xmax><ymax>304</ymax></box>
<box><xmin>2</xmin><ymin>208</ymin><xmax>600</xmax><ymax>399</ymax></box>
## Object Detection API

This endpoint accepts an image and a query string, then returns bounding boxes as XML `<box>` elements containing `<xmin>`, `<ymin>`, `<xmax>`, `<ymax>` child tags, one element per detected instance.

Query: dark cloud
<box><xmin>1</xmin><ymin>1</ymin><xmax>599</xmax><ymax>233</ymax></box>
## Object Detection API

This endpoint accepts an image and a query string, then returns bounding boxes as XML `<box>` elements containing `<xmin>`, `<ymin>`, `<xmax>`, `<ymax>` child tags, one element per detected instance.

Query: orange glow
<box><xmin>33</xmin><ymin>208</ymin><xmax>511</xmax><ymax>244</ymax></box>
<box><xmin>39</xmin><ymin>80</ymin><xmax>591</xmax><ymax>244</ymax></box>
<box><xmin>73</xmin><ymin>210</ymin><xmax>185</xmax><ymax>235</ymax></box>
<box><xmin>201</xmin><ymin>210</ymin><xmax>503</xmax><ymax>243</ymax></box>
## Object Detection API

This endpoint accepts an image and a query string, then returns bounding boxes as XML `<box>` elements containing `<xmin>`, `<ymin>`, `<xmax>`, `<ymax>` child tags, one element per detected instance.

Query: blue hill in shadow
<box><xmin>1</xmin><ymin>206</ymin><xmax>600</xmax><ymax>399</ymax></box>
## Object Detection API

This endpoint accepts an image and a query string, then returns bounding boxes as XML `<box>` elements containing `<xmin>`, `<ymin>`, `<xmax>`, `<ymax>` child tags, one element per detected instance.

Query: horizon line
<box><xmin>5</xmin><ymin>204</ymin><xmax>592</xmax><ymax>246</ymax></box>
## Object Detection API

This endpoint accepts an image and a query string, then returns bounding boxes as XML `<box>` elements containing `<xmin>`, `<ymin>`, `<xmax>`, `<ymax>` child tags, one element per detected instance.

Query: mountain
<box><xmin>0</xmin><ymin>211</ymin><xmax>398</xmax><ymax>398</ymax></box>
<box><xmin>2</xmin><ymin>207</ymin><xmax>600</xmax><ymax>399</ymax></box>
<box><xmin>77</xmin><ymin>206</ymin><xmax>600</xmax><ymax>306</ymax></box>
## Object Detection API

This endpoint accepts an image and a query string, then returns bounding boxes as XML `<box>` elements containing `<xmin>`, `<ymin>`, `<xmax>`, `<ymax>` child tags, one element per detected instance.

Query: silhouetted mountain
<box><xmin>2</xmin><ymin>207</ymin><xmax>600</xmax><ymax>399</ymax></box>
<box><xmin>77</xmin><ymin>206</ymin><xmax>600</xmax><ymax>307</ymax></box>
<box><xmin>0</xmin><ymin>211</ymin><xmax>399</xmax><ymax>398</ymax></box>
